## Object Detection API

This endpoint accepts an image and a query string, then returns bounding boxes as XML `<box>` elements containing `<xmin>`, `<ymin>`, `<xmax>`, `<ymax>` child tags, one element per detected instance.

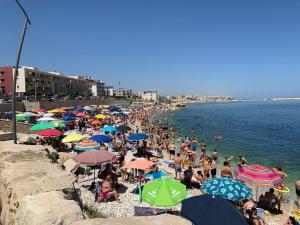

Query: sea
<box><xmin>160</xmin><ymin>101</ymin><xmax>300</xmax><ymax>193</ymax></box>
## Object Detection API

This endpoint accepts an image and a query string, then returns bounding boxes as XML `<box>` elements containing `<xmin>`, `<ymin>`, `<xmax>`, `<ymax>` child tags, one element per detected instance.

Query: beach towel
<box><xmin>134</xmin><ymin>206</ymin><xmax>166</xmax><ymax>216</ymax></box>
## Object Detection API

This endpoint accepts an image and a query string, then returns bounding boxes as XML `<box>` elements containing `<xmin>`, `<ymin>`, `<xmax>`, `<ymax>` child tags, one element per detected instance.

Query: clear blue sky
<box><xmin>1</xmin><ymin>0</ymin><xmax>300</xmax><ymax>98</ymax></box>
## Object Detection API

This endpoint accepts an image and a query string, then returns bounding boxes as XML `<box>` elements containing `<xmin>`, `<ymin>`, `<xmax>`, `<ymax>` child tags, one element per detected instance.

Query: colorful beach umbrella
<box><xmin>23</xmin><ymin>112</ymin><xmax>37</xmax><ymax>117</ymax></box>
<box><xmin>201</xmin><ymin>177</ymin><xmax>253</xmax><ymax>201</ymax></box>
<box><xmin>64</xmin><ymin>130</ymin><xmax>82</xmax><ymax>136</ymax></box>
<box><xmin>122</xmin><ymin>159</ymin><xmax>155</xmax><ymax>170</ymax></box>
<box><xmin>34</xmin><ymin>108</ymin><xmax>47</xmax><ymax>113</ymax></box>
<box><xmin>89</xmin><ymin>135</ymin><xmax>112</xmax><ymax>143</ymax></box>
<box><xmin>142</xmin><ymin>178</ymin><xmax>187</xmax><ymax>207</ymax></box>
<box><xmin>37</xmin><ymin>117</ymin><xmax>56</xmax><ymax>122</ymax></box>
<box><xmin>116</xmin><ymin>125</ymin><xmax>132</xmax><ymax>132</ymax></box>
<box><xmin>62</xmin><ymin>134</ymin><xmax>87</xmax><ymax>143</ymax></box>
<box><xmin>51</xmin><ymin>121</ymin><xmax>65</xmax><ymax>128</ymax></box>
<box><xmin>234</xmin><ymin>165</ymin><xmax>283</xmax><ymax>187</ymax></box>
<box><xmin>102</xmin><ymin>125</ymin><xmax>117</xmax><ymax>133</ymax></box>
<box><xmin>29</xmin><ymin>122</ymin><xmax>56</xmax><ymax>131</ymax></box>
<box><xmin>91</xmin><ymin>120</ymin><xmax>100</xmax><ymax>126</ymax></box>
<box><xmin>37</xmin><ymin>129</ymin><xmax>63</xmax><ymax>137</ymax></box>
<box><xmin>48</xmin><ymin>109</ymin><xmax>66</xmax><ymax>113</ymax></box>
<box><xmin>74</xmin><ymin>140</ymin><xmax>100</xmax><ymax>151</ymax></box>
<box><xmin>128</xmin><ymin>133</ymin><xmax>149</xmax><ymax>141</ymax></box>
<box><xmin>94</xmin><ymin>114</ymin><xmax>107</xmax><ymax>120</ymax></box>
<box><xmin>181</xmin><ymin>194</ymin><xmax>248</xmax><ymax>225</ymax></box>
<box><xmin>72</xmin><ymin>150</ymin><xmax>116</xmax><ymax>165</ymax></box>
<box><xmin>62</xmin><ymin>115</ymin><xmax>75</xmax><ymax>121</ymax></box>
<box><xmin>16</xmin><ymin>114</ymin><xmax>26</xmax><ymax>121</ymax></box>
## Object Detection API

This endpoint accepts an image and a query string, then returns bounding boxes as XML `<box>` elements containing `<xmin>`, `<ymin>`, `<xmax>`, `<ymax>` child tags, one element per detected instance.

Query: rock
<box><xmin>71</xmin><ymin>215</ymin><xmax>192</xmax><ymax>225</ymax></box>
<box><xmin>64</xmin><ymin>159</ymin><xmax>79</xmax><ymax>174</ymax></box>
<box><xmin>0</xmin><ymin>141</ymin><xmax>78</xmax><ymax>225</ymax></box>
<box><xmin>15</xmin><ymin>191</ymin><xmax>83</xmax><ymax>225</ymax></box>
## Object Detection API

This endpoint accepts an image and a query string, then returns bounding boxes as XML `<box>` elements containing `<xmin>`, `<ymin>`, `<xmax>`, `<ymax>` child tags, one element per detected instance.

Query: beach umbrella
<box><xmin>29</xmin><ymin>122</ymin><xmax>56</xmax><ymax>131</ymax></box>
<box><xmin>180</xmin><ymin>194</ymin><xmax>248</xmax><ymax>225</ymax></box>
<box><xmin>122</xmin><ymin>159</ymin><xmax>155</xmax><ymax>170</ymax></box>
<box><xmin>37</xmin><ymin>129</ymin><xmax>63</xmax><ymax>137</ymax></box>
<box><xmin>48</xmin><ymin>109</ymin><xmax>66</xmax><ymax>113</ymax></box>
<box><xmin>72</xmin><ymin>150</ymin><xmax>116</xmax><ymax>182</ymax></box>
<box><xmin>89</xmin><ymin>135</ymin><xmax>112</xmax><ymax>143</ymax></box>
<box><xmin>64</xmin><ymin>130</ymin><xmax>82</xmax><ymax>136</ymax></box>
<box><xmin>62</xmin><ymin>133</ymin><xmax>87</xmax><ymax>143</ymax></box>
<box><xmin>91</xmin><ymin>120</ymin><xmax>100</xmax><ymax>126</ymax></box>
<box><xmin>117</xmin><ymin>125</ymin><xmax>131</xmax><ymax>132</ymax></box>
<box><xmin>83</xmin><ymin>106</ymin><xmax>96</xmax><ymax>112</ymax></box>
<box><xmin>102</xmin><ymin>125</ymin><xmax>117</xmax><ymax>133</ymax></box>
<box><xmin>51</xmin><ymin>121</ymin><xmax>65</xmax><ymax>128</ymax></box>
<box><xmin>34</xmin><ymin>108</ymin><xmax>47</xmax><ymax>113</ymax></box>
<box><xmin>234</xmin><ymin>165</ymin><xmax>283</xmax><ymax>187</ymax></box>
<box><xmin>23</xmin><ymin>112</ymin><xmax>36</xmax><ymax>117</ymax></box>
<box><xmin>128</xmin><ymin>133</ymin><xmax>149</xmax><ymax>141</ymax></box>
<box><xmin>16</xmin><ymin>114</ymin><xmax>26</xmax><ymax>121</ymax></box>
<box><xmin>43</xmin><ymin>113</ymin><xmax>54</xmax><ymax>117</ymax></box>
<box><xmin>74</xmin><ymin>139</ymin><xmax>100</xmax><ymax>151</ymax></box>
<box><xmin>62</xmin><ymin>115</ymin><xmax>75</xmax><ymax>121</ymax></box>
<box><xmin>201</xmin><ymin>177</ymin><xmax>253</xmax><ymax>201</ymax></box>
<box><xmin>37</xmin><ymin>117</ymin><xmax>56</xmax><ymax>122</ymax></box>
<box><xmin>72</xmin><ymin>150</ymin><xmax>116</xmax><ymax>165</ymax></box>
<box><xmin>95</xmin><ymin>114</ymin><xmax>107</xmax><ymax>120</ymax></box>
<box><xmin>142</xmin><ymin>178</ymin><xmax>187</xmax><ymax>207</ymax></box>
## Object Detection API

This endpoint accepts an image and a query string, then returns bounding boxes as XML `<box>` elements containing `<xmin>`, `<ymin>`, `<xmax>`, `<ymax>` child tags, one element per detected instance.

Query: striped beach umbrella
<box><xmin>234</xmin><ymin>165</ymin><xmax>283</xmax><ymax>187</ymax></box>
<box><xmin>74</xmin><ymin>140</ymin><xmax>100</xmax><ymax>151</ymax></box>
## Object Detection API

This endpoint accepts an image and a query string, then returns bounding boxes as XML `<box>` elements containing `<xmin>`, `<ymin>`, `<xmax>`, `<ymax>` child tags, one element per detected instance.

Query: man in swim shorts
<box><xmin>174</xmin><ymin>153</ymin><xmax>183</xmax><ymax>180</ymax></box>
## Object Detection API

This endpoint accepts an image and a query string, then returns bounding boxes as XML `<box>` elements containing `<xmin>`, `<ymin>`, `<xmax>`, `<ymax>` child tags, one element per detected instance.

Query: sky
<box><xmin>1</xmin><ymin>0</ymin><xmax>300</xmax><ymax>98</ymax></box>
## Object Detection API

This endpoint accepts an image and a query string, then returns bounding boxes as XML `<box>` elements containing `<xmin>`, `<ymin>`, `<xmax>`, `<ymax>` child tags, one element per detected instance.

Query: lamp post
<box><xmin>12</xmin><ymin>0</ymin><xmax>31</xmax><ymax>144</ymax></box>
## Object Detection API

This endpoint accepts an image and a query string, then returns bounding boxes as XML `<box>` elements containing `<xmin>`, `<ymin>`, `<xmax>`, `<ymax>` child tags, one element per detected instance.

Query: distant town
<box><xmin>1</xmin><ymin>66</ymin><xmax>299</xmax><ymax>104</ymax></box>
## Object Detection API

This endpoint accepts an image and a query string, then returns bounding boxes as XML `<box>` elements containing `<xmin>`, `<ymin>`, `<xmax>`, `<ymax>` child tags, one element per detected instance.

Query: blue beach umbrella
<box><xmin>62</xmin><ymin>115</ymin><xmax>75</xmax><ymax>121</ymax></box>
<box><xmin>201</xmin><ymin>177</ymin><xmax>252</xmax><ymax>201</ymax></box>
<box><xmin>102</xmin><ymin>125</ymin><xmax>117</xmax><ymax>133</ymax></box>
<box><xmin>128</xmin><ymin>133</ymin><xmax>149</xmax><ymax>141</ymax></box>
<box><xmin>89</xmin><ymin>135</ymin><xmax>113</xmax><ymax>143</ymax></box>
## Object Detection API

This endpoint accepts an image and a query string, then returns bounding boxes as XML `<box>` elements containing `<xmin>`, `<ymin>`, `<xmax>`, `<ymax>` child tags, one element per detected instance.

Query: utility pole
<box><xmin>12</xmin><ymin>0</ymin><xmax>31</xmax><ymax>144</ymax></box>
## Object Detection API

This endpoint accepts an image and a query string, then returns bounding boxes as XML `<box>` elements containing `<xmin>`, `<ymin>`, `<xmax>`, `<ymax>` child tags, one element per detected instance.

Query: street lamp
<box><xmin>12</xmin><ymin>0</ymin><xmax>31</xmax><ymax>144</ymax></box>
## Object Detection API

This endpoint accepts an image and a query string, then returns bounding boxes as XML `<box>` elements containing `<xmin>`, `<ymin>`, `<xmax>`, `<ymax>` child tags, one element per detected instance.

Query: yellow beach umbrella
<box><xmin>48</xmin><ymin>109</ymin><xmax>66</xmax><ymax>113</ymax></box>
<box><xmin>95</xmin><ymin>114</ymin><xmax>107</xmax><ymax>120</ymax></box>
<box><xmin>62</xmin><ymin>134</ymin><xmax>87</xmax><ymax>143</ymax></box>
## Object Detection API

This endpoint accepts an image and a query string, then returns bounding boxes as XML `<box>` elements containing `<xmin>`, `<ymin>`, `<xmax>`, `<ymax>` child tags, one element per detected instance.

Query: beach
<box><xmin>0</xmin><ymin>102</ymin><xmax>298</xmax><ymax>225</ymax></box>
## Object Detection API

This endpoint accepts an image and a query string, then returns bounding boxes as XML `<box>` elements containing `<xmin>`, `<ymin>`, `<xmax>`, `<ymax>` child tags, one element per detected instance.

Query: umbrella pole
<box><xmin>94</xmin><ymin>166</ymin><xmax>96</xmax><ymax>183</ymax></box>
<box><xmin>256</xmin><ymin>186</ymin><xmax>258</xmax><ymax>202</ymax></box>
<box><xmin>139</xmin><ymin>174</ymin><xmax>142</xmax><ymax>203</ymax></box>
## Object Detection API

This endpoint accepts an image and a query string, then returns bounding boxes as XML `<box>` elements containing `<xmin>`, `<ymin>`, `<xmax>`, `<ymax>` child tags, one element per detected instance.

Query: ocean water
<box><xmin>167</xmin><ymin>101</ymin><xmax>300</xmax><ymax>191</ymax></box>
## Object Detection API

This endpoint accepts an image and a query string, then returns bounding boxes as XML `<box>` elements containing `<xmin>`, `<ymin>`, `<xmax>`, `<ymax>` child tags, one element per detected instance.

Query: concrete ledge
<box><xmin>0</xmin><ymin>132</ymin><xmax>13</xmax><ymax>141</ymax></box>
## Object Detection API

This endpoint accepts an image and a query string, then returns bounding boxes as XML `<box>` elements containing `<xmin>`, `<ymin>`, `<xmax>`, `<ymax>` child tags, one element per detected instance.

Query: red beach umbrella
<box><xmin>37</xmin><ymin>129</ymin><xmax>63</xmax><ymax>137</ymax></box>
<box><xmin>34</xmin><ymin>108</ymin><xmax>47</xmax><ymax>113</ymax></box>
<box><xmin>72</xmin><ymin>150</ymin><xmax>116</xmax><ymax>165</ymax></box>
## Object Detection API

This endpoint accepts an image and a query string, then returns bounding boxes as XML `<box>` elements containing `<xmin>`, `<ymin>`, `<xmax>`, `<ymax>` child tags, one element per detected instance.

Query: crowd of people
<box><xmin>15</xmin><ymin>103</ymin><xmax>300</xmax><ymax>225</ymax></box>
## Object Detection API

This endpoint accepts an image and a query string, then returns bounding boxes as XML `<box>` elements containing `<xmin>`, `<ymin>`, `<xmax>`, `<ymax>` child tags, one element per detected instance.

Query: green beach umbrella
<box><xmin>142</xmin><ymin>178</ymin><xmax>187</xmax><ymax>207</ymax></box>
<box><xmin>16</xmin><ymin>114</ymin><xmax>26</xmax><ymax>121</ymax></box>
<box><xmin>51</xmin><ymin>121</ymin><xmax>65</xmax><ymax>128</ymax></box>
<box><xmin>29</xmin><ymin>122</ymin><xmax>56</xmax><ymax>131</ymax></box>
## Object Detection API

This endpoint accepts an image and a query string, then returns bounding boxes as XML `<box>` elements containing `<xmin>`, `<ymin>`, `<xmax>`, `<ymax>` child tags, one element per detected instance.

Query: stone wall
<box><xmin>0</xmin><ymin>133</ymin><xmax>13</xmax><ymax>141</ymax></box>
<box><xmin>0</xmin><ymin>120</ymin><xmax>32</xmax><ymax>134</ymax></box>
<box><xmin>0</xmin><ymin>103</ymin><xmax>24</xmax><ymax>115</ymax></box>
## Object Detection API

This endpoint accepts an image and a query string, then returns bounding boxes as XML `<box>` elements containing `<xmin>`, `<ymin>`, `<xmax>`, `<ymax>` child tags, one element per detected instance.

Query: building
<box><xmin>103</xmin><ymin>86</ymin><xmax>114</xmax><ymax>97</ymax></box>
<box><xmin>0</xmin><ymin>67</ymin><xmax>13</xmax><ymax>97</ymax></box>
<box><xmin>141</xmin><ymin>90</ymin><xmax>159</xmax><ymax>102</ymax></box>
<box><xmin>114</xmin><ymin>88</ymin><xmax>132</xmax><ymax>98</ymax></box>
<box><xmin>90</xmin><ymin>80</ymin><xmax>105</xmax><ymax>97</ymax></box>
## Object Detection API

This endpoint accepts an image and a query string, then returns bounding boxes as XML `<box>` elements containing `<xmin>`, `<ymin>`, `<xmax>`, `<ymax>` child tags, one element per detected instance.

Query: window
<box><xmin>0</xmin><ymin>79</ymin><xmax>4</xmax><ymax>83</ymax></box>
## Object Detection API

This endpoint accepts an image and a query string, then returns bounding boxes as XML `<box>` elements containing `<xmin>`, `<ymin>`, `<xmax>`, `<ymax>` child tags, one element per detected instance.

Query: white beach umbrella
<box><xmin>44</xmin><ymin>113</ymin><xmax>55</xmax><ymax>117</ymax></box>
<box><xmin>63</xmin><ymin>130</ymin><xmax>82</xmax><ymax>136</ymax></box>
<box><xmin>37</xmin><ymin>117</ymin><xmax>56</xmax><ymax>122</ymax></box>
